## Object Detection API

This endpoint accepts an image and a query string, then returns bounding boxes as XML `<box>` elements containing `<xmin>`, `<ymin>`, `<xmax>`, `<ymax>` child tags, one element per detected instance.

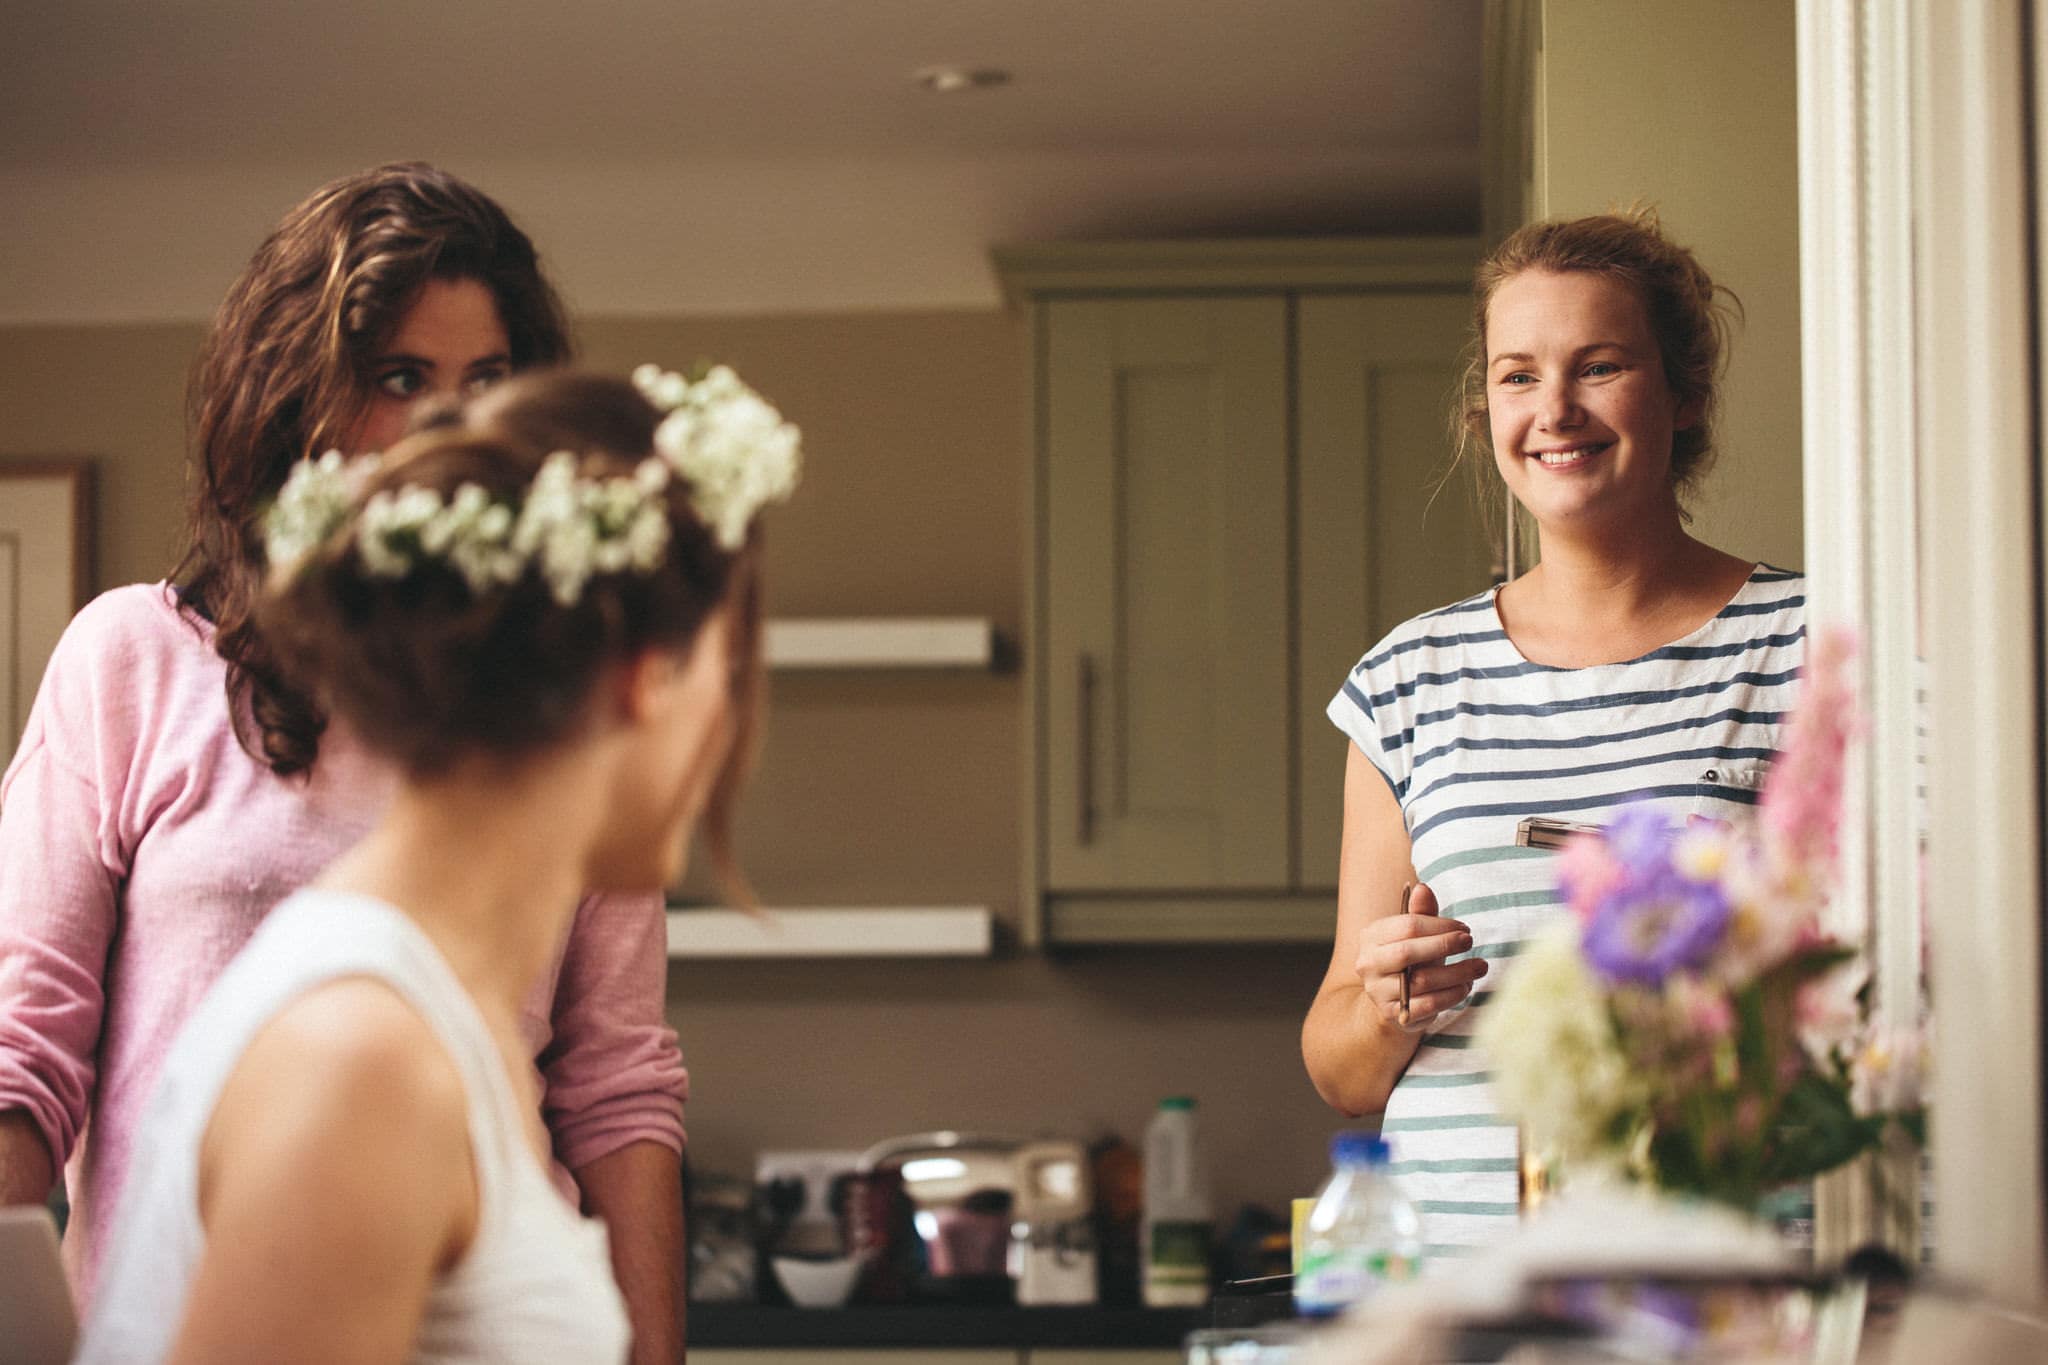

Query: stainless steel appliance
<box><xmin>853</xmin><ymin>1130</ymin><xmax>1096</xmax><ymax>1306</ymax></box>
<box><xmin>1008</xmin><ymin>1138</ymin><xmax>1097</xmax><ymax>1306</ymax></box>
<box><xmin>857</xmin><ymin>1131</ymin><xmax>1018</xmax><ymax>1303</ymax></box>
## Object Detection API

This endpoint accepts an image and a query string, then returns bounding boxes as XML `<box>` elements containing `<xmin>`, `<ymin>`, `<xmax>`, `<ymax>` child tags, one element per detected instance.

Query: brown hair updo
<box><xmin>179</xmin><ymin>162</ymin><xmax>572</xmax><ymax>776</ymax></box>
<box><xmin>1449</xmin><ymin>207</ymin><xmax>1741</xmax><ymax>519</ymax></box>
<box><xmin>255</xmin><ymin>369</ymin><xmax>763</xmax><ymax>898</ymax></box>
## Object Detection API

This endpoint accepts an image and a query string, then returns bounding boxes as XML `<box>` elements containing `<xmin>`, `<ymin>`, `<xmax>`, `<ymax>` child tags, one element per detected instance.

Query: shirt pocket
<box><xmin>1693</xmin><ymin>760</ymin><xmax>1771</xmax><ymax>818</ymax></box>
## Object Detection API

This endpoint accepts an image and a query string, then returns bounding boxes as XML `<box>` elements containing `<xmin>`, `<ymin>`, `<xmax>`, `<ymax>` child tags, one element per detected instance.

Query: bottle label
<box><xmin>1293</xmin><ymin>1247</ymin><xmax>1417</xmax><ymax>1315</ymax></box>
<box><xmin>1144</xmin><ymin>1219</ymin><xmax>1210</xmax><ymax>1286</ymax></box>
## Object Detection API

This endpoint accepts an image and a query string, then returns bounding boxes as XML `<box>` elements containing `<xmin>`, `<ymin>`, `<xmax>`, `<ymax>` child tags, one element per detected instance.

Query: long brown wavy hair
<box><xmin>175</xmin><ymin>162</ymin><xmax>571</xmax><ymax>775</ymax></box>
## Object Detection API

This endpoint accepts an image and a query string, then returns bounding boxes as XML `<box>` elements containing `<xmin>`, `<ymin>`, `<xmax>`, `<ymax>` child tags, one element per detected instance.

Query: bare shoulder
<box><xmin>174</xmin><ymin>979</ymin><xmax>482</xmax><ymax>1359</ymax></box>
<box><xmin>238</xmin><ymin>978</ymin><xmax>466</xmax><ymax>1120</ymax></box>
<box><xmin>200</xmin><ymin>977</ymin><xmax>475</xmax><ymax>1238</ymax></box>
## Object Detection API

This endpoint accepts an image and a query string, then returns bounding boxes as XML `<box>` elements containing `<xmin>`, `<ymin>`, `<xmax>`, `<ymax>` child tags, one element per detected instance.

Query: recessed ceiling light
<box><xmin>913</xmin><ymin>65</ymin><xmax>1011</xmax><ymax>94</ymax></box>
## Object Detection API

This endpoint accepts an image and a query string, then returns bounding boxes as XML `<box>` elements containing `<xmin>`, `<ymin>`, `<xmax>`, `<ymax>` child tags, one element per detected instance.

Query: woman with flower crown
<box><xmin>0</xmin><ymin>164</ymin><xmax>697</xmax><ymax>1360</ymax></box>
<box><xmin>76</xmin><ymin>364</ymin><xmax>797</xmax><ymax>1362</ymax></box>
<box><xmin>1300</xmin><ymin>210</ymin><xmax>1807</xmax><ymax>1256</ymax></box>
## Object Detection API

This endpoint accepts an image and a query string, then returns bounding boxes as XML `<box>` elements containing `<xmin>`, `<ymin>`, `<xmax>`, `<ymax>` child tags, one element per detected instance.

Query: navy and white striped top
<box><xmin>1325</xmin><ymin>564</ymin><xmax>1807</xmax><ymax>1255</ymax></box>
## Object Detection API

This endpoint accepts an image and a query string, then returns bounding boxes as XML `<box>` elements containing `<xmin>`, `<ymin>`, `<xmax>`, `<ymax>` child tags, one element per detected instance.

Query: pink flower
<box><xmin>1557</xmin><ymin>831</ymin><xmax>1625</xmax><ymax>923</ymax></box>
<box><xmin>1734</xmin><ymin>1095</ymin><xmax>1766</xmax><ymax>1140</ymax></box>
<box><xmin>1760</xmin><ymin>627</ymin><xmax>1861</xmax><ymax>874</ymax></box>
<box><xmin>1675</xmin><ymin>978</ymin><xmax>1735</xmax><ymax>1040</ymax></box>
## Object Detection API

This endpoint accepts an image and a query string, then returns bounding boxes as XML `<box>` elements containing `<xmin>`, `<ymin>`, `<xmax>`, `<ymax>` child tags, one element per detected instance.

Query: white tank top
<box><xmin>76</xmin><ymin>889</ymin><xmax>631</xmax><ymax>1364</ymax></box>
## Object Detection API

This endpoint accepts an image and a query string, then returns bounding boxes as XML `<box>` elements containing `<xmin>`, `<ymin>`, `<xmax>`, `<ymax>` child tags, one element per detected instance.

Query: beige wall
<box><xmin>1535</xmin><ymin>0</ymin><xmax>1804</xmax><ymax>570</ymax></box>
<box><xmin>0</xmin><ymin>323</ymin><xmax>202</xmax><ymax>593</ymax></box>
<box><xmin>0</xmin><ymin>310</ymin><xmax>1341</xmax><ymax>1217</ymax></box>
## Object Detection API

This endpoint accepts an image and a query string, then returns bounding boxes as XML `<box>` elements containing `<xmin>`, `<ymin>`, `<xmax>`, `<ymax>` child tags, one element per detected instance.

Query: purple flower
<box><xmin>1601</xmin><ymin>804</ymin><xmax>1681</xmax><ymax>880</ymax></box>
<box><xmin>1581</xmin><ymin>869</ymin><xmax>1733</xmax><ymax>986</ymax></box>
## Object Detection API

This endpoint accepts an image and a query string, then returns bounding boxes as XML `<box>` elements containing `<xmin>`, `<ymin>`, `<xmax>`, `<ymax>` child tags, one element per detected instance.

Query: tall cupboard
<box><xmin>996</xmin><ymin>241</ymin><xmax>1494</xmax><ymax>946</ymax></box>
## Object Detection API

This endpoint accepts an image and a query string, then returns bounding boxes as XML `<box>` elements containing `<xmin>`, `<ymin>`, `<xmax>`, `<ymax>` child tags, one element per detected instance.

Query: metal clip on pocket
<box><xmin>1514</xmin><ymin>815</ymin><xmax>1602</xmax><ymax>850</ymax></box>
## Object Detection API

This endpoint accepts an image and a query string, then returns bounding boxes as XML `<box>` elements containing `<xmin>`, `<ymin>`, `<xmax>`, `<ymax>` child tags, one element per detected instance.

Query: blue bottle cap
<box><xmin>1330</xmin><ymin>1131</ymin><xmax>1389</xmax><ymax>1164</ymax></box>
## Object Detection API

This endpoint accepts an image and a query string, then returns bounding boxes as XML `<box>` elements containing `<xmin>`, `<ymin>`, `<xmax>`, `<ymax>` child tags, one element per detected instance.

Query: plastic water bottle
<box><xmin>1292</xmin><ymin>1132</ymin><xmax>1422</xmax><ymax>1317</ymax></box>
<box><xmin>1141</xmin><ymin>1096</ymin><xmax>1212</xmax><ymax>1307</ymax></box>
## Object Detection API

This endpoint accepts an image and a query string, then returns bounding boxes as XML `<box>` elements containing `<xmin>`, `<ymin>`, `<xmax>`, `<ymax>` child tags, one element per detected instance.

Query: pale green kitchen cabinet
<box><xmin>1293</xmin><ymin>290</ymin><xmax>1498</xmax><ymax>892</ymax></box>
<box><xmin>998</xmin><ymin>241</ymin><xmax>1493</xmax><ymax>946</ymax></box>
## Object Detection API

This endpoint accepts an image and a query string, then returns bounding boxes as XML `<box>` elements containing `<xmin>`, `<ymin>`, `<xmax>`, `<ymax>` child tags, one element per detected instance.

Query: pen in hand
<box><xmin>1396</xmin><ymin>881</ymin><xmax>1427</xmax><ymax>1027</ymax></box>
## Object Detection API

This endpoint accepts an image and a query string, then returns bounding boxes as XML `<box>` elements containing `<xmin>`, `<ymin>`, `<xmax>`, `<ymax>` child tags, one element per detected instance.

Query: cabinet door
<box><xmin>1042</xmin><ymin>297</ymin><xmax>1291</xmax><ymax>892</ymax></box>
<box><xmin>1296</xmin><ymin>293</ymin><xmax>1496</xmax><ymax>887</ymax></box>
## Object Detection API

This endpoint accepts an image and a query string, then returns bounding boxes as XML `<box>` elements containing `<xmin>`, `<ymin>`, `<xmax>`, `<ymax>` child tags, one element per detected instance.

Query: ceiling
<box><xmin>0</xmin><ymin>0</ymin><xmax>1485</xmax><ymax>321</ymax></box>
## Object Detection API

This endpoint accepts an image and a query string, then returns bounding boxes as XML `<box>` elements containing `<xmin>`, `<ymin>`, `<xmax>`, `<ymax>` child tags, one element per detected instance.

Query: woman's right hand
<box><xmin>1352</xmin><ymin>881</ymin><xmax>1487</xmax><ymax>1032</ymax></box>
<box><xmin>1306</xmin><ymin>744</ymin><xmax>1486</xmax><ymax>1116</ymax></box>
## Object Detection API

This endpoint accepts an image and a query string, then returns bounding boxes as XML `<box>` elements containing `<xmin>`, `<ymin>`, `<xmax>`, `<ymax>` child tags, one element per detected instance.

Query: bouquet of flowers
<box><xmin>1476</xmin><ymin>630</ymin><xmax>1926</xmax><ymax>1212</ymax></box>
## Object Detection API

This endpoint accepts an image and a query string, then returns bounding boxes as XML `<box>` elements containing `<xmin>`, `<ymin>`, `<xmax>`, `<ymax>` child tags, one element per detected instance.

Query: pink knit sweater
<box><xmin>0</xmin><ymin>584</ymin><xmax>688</xmax><ymax>1302</ymax></box>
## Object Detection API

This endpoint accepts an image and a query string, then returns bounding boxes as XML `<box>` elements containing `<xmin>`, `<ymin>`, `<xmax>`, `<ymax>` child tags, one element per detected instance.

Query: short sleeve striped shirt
<box><xmin>1324</xmin><ymin>564</ymin><xmax>1807</xmax><ymax>1255</ymax></box>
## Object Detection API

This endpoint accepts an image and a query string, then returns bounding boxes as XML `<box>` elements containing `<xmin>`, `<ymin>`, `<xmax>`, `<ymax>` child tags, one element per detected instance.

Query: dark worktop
<box><xmin>688</xmin><ymin>1303</ymin><xmax>1206</xmax><ymax>1350</ymax></box>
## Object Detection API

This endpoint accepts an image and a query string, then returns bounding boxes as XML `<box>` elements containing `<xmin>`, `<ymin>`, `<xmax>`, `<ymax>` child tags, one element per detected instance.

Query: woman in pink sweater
<box><xmin>0</xmin><ymin>165</ymin><xmax>690</xmax><ymax>1359</ymax></box>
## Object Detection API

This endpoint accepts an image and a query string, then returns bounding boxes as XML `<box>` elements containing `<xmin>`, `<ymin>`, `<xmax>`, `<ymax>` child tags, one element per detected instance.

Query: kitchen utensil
<box><xmin>844</xmin><ymin>1166</ymin><xmax>914</xmax><ymax>1305</ymax></box>
<box><xmin>770</xmin><ymin>1254</ymin><xmax>862</xmax><ymax>1309</ymax></box>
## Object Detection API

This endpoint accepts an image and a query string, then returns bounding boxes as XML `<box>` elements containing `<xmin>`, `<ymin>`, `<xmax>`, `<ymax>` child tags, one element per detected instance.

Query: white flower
<box><xmin>509</xmin><ymin>452</ymin><xmax>676</xmax><ymax>605</ymax></box>
<box><xmin>357</xmin><ymin>485</ymin><xmax>447</xmax><ymax>579</ymax></box>
<box><xmin>1708</xmin><ymin>841</ymin><xmax>1816</xmax><ymax>985</ymax></box>
<box><xmin>1794</xmin><ymin>959</ymin><xmax>1868</xmax><ymax>1067</ymax></box>
<box><xmin>1849</xmin><ymin>1022</ymin><xmax>1927</xmax><ymax>1116</ymax></box>
<box><xmin>633</xmin><ymin>362</ymin><xmax>693</xmax><ymax>413</ymax></box>
<box><xmin>264</xmin><ymin>450</ymin><xmax>376</xmax><ymax>580</ymax></box>
<box><xmin>639</xmin><ymin>362</ymin><xmax>802</xmax><ymax>550</ymax></box>
<box><xmin>430</xmin><ymin>484</ymin><xmax>523</xmax><ymax>592</ymax></box>
<box><xmin>1673</xmin><ymin>824</ymin><xmax>1730</xmax><ymax>881</ymax></box>
<box><xmin>267</xmin><ymin>360</ymin><xmax>792</xmax><ymax>607</ymax></box>
<box><xmin>634</xmin><ymin>457</ymin><xmax>672</xmax><ymax>495</ymax></box>
<box><xmin>1475</xmin><ymin>924</ymin><xmax>1647</xmax><ymax>1159</ymax></box>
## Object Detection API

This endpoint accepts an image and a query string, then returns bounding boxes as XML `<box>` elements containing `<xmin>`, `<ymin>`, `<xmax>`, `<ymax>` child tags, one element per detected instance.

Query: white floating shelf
<box><xmin>763</xmin><ymin>617</ymin><xmax>995</xmax><ymax>671</ymax></box>
<box><xmin>665</xmin><ymin>906</ymin><xmax>994</xmax><ymax>959</ymax></box>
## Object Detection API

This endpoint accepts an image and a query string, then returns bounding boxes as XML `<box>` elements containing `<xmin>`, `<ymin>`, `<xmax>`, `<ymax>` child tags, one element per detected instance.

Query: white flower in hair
<box><xmin>633</xmin><ymin>362</ymin><xmax>802</xmax><ymax>550</ymax></box>
<box><xmin>264</xmin><ymin>450</ymin><xmax>378</xmax><ymax>579</ymax></box>
<box><xmin>357</xmin><ymin>484</ymin><xmax>447</xmax><ymax>579</ymax></box>
<box><xmin>429</xmin><ymin>484</ymin><xmax>523</xmax><ymax>592</ymax></box>
<box><xmin>513</xmin><ymin>452</ymin><xmax>676</xmax><ymax>605</ymax></box>
<box><xmin>263</xmin><ymin>361</ymin><xmax>797</xmax><ymax>603</ymax></box>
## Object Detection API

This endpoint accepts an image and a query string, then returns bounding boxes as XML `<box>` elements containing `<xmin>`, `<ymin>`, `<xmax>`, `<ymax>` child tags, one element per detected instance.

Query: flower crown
<box><xmin>264</xmin><ymin>363</ymin><xmax>800</xmax><ymax>605</ymax></box>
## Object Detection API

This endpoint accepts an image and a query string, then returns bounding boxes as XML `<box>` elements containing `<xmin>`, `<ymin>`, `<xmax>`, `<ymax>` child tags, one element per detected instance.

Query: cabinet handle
<box><xmin>1077</xmin><ymin>653</ymin><xmax>1096</xmax><ymax>846</ymax></box>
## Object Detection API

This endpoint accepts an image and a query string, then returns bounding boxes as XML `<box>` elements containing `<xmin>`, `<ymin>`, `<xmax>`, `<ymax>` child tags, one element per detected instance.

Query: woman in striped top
<box><xmin>1302</xmin><ymin>211</ymin><xmax>1805</xmax><ymax>1256</ymax></box>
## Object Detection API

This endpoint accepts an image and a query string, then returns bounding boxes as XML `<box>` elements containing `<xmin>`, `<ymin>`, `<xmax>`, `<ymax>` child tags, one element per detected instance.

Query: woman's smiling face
<box><xmin>1485</xmin><ymin>268</ymin><xmax>1697</xmax><ymax>537</ymax></box>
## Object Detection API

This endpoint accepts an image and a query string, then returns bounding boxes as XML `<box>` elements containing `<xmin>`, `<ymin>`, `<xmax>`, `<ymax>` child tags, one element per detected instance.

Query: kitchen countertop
<box><xmin>688</xmin><ymin>1303</ymin><xmax>1206</xmax><ymax>1349</ymax></box>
